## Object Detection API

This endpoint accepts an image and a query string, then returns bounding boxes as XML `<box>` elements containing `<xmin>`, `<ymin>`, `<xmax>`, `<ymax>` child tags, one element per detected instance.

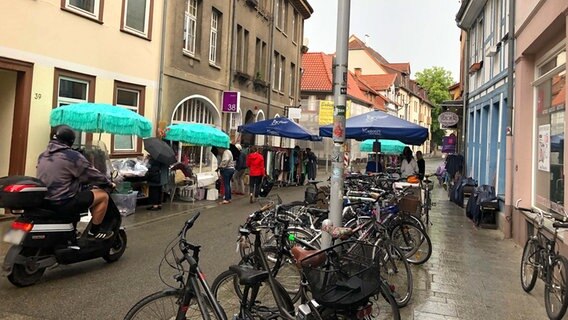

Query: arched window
<box><xmin>170</xmin><ymin>95</ymin><xmax>222</xmax><ymax>172</ymax></box>
<box><xmin>171</xmin><ymin>95</ymin><xmax>221</xmax><ymax>125</ymax></box>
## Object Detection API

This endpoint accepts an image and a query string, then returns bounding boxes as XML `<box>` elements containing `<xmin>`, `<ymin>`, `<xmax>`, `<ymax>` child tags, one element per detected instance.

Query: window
<box><xmin>275</xmin><ymin>0</ymin><xmax>284</xmax><ymax>30</ymax></box>
<box><xmin>255</xmin><ymin>38</ymin><xmax>267</xmax><ymax>81</ymax></box>
<box><xmin>122</xmin><ymin>0</ymin><xmax>153</xmax><ymax>38</ymax></box>
<box><xmin>209</xmin><ymin>9</ymin><xmax>221</xmax><ymax>65</ymax></box>
<box><xmin>236</xmin><ymin>25</ymin><xmax>249</xmax><ymax>73</ymax></box>
<box><xmin>279</xmin><ymin>55</ymin><xmax>285</xmax><ymax>92</ymax></box>
<box><xmin>54</xmin><ymin>69</ymin><xmax>96</xmax><ymax>145</ymax></box>
<box><xmin>272</xmin><ymin>51</ymin><xmax>279</xmax><ymax>90</ymax></box>
<box><xmin>292</xmin><ymin>10</ymin><xmax>299</xmax><ymax>43</ymax></box>
<box><xmin>112</xmin><ymin>82</ymin><xmax>145</xmax><ymax>154</ymax></box>
<box><xmin>283</xmin><ymin>1</ymin><xmax>288</xmax><ymax>34</ymax></box>
<box><xmin>534</xmin><ymin>49</ymin><xmax>566</xmax><ymax>212</ymax></box>
<box><xmin>289</xmin><ymin>63</ymin><xmax>296</xmax><ymax>97</ymax></box>
<box><xmin>183</xmin><ymin>0</ymin><xmax>199</xmax><ymax>56</ymax></box>
<box><xmin>63</xmin><ymin>0</ymin><xmax>104</xmax><ymax>21</ymax></box>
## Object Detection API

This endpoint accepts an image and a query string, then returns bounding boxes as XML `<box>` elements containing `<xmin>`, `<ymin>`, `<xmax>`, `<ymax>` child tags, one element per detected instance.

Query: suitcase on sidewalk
<box><xmin>258</xmin><ymin>177</ymin><xmax>274</xmax><ymax>198</ymax></box>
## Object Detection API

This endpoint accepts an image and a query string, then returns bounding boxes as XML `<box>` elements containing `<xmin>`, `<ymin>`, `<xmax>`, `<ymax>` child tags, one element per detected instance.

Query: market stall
<box><xmin>238</xmin><ymin>117</ymin><xmax>322</xmax><ymax>185</ymax></box>
<box><xmin>50</xmin><ymin>102</ymin><xmax>153</xmax><ymax>215</ymax></box>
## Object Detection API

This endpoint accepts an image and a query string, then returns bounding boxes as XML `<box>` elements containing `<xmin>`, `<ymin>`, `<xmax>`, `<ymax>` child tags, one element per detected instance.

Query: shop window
<box><xmin>534</xmin><ymin>49</ymin><xmax>566</xmax><ymax>212</ymax></box>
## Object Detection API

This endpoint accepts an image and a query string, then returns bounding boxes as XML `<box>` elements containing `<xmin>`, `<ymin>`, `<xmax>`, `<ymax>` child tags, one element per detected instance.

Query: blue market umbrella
<box><xmin>165</xmin><ymin>123</ymin><xmax>230</xmax><ymax>148</ymax></box>
<box><xmin>360</xmin><ymin>139</ymin><xmax>406</xmax><ymax>154</ymax></box>
<box><xmin>319</xmin><ymin>110</ymin><xmax>428</xmax><ymax>145</ymax></box>
<box><xmin>50</xmin><ymin>103</ymin><xmax>152</xmax><ymax>138</ymax></box>
<box><xmin>238</xmin><ymin>117</ymin><xmax>322</xmax><ymax>141</ymax></box>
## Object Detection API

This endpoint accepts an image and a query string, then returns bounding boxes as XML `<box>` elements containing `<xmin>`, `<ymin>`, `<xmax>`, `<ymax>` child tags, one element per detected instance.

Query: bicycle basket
<box><xmin>300</xmin><ymin>240</ymin><xmax>380</xmax><ymax>307</ymax></box>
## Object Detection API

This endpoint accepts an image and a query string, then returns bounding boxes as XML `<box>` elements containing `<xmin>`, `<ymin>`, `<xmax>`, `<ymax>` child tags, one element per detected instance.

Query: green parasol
<box><xmin>360</xmin><ymin>139</ymin><xmax>406</xmax><ymax>154</ymax></box>
<box><xmin>165</xmin><ymin>123</ymin><xmax>230</xmax><ymax>148</ymax></box>
<box><xmin>50</xmin><ymin>103</ymin><xmax>152</xmax><ymax>138</ymax></box>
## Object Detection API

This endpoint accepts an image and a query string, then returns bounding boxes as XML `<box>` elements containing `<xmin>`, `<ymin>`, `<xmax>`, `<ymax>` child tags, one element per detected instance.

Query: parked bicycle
<box><xmin>123</xmin><ymin>212</ymin><xmax>227</xmax><ymax>320</ymax></box>
<box><xmin>212</xmin><ymin>204</ymin><xmax>401</xmax><ymax>319</ymax></box>
<box><xmin>516</xmin><ymin>200</ymin><xmax>568</xmax><ymax>320</ymax></box>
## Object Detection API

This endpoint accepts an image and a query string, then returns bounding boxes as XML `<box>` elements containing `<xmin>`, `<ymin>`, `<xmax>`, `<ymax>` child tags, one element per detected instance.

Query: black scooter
<box><xmin>1</xmin><ymin>176</ymin><xmax>127</xmax><ymax>287</ymax></box>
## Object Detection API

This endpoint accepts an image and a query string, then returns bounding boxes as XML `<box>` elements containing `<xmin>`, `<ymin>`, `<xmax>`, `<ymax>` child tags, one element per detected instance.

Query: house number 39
<box><xmin>34</xmin><ymin>93</ymin><xmax>42</xmax><ymax>100</ymax></box>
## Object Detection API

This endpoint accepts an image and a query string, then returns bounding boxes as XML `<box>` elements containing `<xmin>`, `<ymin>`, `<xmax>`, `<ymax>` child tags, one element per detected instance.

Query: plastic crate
<box><xmin>111</xmin><ymin>191</ymin><xmax>138</xmax><ymax>216</ymax></box>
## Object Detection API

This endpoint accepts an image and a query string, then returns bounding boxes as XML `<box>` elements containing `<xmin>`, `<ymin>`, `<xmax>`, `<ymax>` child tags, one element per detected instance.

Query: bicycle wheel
<box><xmin>520</xmin><ymin>239</ymin><xmax>538</xmax><ymax>292</ymax></box>
<box><xmin>211</xmin><ymin>269</ymin><xmax>244</xmax><ymax>319</ymax></box>
<box><xmin>545</xmin><ymin>255</ymin><xmax>568</xmax><ymax>320</ymax></box>
<box><xmin>124</xmin><ymin>289</ymin><xmax>222</xmax><ymax>320</ymax></box>
<box><xmin>211</xmin><ymin>268</ymin><xmax>295</xmax><ymax>319</ymax></box>
<box><xmin>373</xmin><ymin>240</ymin><xmax>413</xmax><ymax>307</ymax></box>
<box><xmin>372</xmin><ymin>280</ymin><xmax>401</xmax><ymax>320</ymax></box>
<box><xmin>390</xmin><ymin>221</ymin><xmax>432</xmax><ymax>265</ymax></box>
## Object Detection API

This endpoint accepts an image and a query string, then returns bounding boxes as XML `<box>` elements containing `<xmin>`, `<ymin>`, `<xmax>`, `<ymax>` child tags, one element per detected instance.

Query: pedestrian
<box><xmin>146</xmin><ymin>155</ymin><xmax>170</xmax><ymax>211</ymax></box>
<box><xmin>232</xmin><ymin>144</ymin><xmax>247</xmax><ymax>195</ymax></box>
<box><xmin>246</xmin><ymin>146</ymin><xmax>265</xmax><ymax>203</ymax></box>
<box><xmin>416</xmin><ymin>150</ymin><xmax>425</xmax><ymax>179</ymax></box>
<box><xmin>400</xmin><ymin>146</ymin><xmax>419</xmax><ymax>178</ymax></box>
<box><xmin>218</xmin><ymin>147</ymin><xmax>235</xmax><ymax>204</ymax></box>
<box><xmin>365</xmin><ymin>154</ymin><xmax>382</xmax><ymax>173</ymax></box>
<box><xmin>305</xmin><ymin>147</ymin><xmax>317</xmax><ymax>181</ymax></box>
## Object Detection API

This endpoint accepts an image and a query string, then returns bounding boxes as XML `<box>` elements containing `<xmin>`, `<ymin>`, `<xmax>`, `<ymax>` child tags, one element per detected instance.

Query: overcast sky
<box><xmin>304</xmin><ymin>0</ymin><xmax>462</xmax><ymax>82</ymax></box>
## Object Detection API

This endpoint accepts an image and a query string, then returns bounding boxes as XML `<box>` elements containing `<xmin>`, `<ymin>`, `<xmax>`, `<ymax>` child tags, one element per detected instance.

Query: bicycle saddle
<box><xmin>229</xmin><ymin>265</ymin><xmax>269</xmax><ymax>286</ymax></box>
<box><xmin>291</xmin><ymin>246</ymin><xmax>325</xmax><ymax>269</ymax></box>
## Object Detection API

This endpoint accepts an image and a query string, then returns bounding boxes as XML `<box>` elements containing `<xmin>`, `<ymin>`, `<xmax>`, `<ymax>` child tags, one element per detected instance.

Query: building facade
<box><xmin>347</xmin><ymin>35</ymin><xmax>433</xmax><ymax>154</ymax></box>
<box><xmin>0</xmin><ymin>0</ymin><xmax>164</xmax><ymax>178</ymax></box>
<box><xmin>159</xmin><ymin>0</ymin><xmax>312</xmax><ymax>173</ymax></box>
<box><xmin>456</xmin><ymin>0</ymin><xmax>510</xmax><ymax>196</ymax></box>
<box><xmin>510</xmin><ymin>0</ymin><xmax>567</xmax><ymax>247</ymax></box>
<box><xmin>299</xmin><ymin>52</ymin><xmax>375</xmax><ymax>165</ymax></box>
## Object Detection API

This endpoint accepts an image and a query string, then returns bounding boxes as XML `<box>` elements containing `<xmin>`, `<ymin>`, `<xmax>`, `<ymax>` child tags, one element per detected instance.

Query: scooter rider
<box><xmin>37</xmin><ymin>125</ymin><xmax>115</xmax><ymax>240</ymax></box>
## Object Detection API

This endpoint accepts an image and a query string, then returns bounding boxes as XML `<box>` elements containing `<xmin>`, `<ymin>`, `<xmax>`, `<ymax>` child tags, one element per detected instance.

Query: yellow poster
<box><xmin>318</xmin><ymin>100</ymin><xmax>351</xmax><ymax>125</ymax></box>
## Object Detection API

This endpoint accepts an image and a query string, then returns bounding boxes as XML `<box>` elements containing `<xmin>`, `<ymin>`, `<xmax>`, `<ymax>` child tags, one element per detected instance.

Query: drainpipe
<box><xmin>461</xmin><ymin>32</ymin><xmax>469</xmax><ymax>172</ymax></box>
<box><xmin>504</xmin><ymin>0</ymin><xmax>516</xmax><ymax>238</ymax></box>
<box><xmin>156</xmin><ymin>0</ymin><xmax>169</xmax><ymax>131</ymax></box>
<box><xmin>227</xmin><ymin>0</ymin><xmax>237</xmax><ymax>134</ymax></box>
<box><xmin>266</xmin><ymin>0</ymin><xmax>277</xmax><ymax>118</ymax></box>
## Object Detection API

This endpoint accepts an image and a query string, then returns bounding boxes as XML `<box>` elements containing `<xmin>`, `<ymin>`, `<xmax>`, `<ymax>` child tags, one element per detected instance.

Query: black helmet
<box><xmin>51</xmin><ymin>125</ymin><xmax>76</xmax><ymax>147</ymax></box>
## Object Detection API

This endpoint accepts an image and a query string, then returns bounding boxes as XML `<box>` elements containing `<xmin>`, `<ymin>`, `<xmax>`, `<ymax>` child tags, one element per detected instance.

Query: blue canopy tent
<box><xmin>319</xmin><ymin>110</ymin><xmax>428</xmax><ymax>145</ymax></box>
<box><xmin>238</xmin><ymin>117</ymin><xmax>322</xmax><ymax>141</ymax></box>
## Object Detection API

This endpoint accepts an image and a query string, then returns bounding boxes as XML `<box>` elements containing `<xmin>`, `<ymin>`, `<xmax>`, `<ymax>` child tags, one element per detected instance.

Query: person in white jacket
<box><xmin>400</xmin><ymin>146</ymin><xmax>419</xmax><ymax>178</ymax></box>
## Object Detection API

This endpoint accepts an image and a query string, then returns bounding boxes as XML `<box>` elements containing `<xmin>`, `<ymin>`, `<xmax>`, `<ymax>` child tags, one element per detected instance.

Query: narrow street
<box><xmin>0</xmin><ymin>158</ymin><xmax>552</xmax><ymax>319</ymax></box>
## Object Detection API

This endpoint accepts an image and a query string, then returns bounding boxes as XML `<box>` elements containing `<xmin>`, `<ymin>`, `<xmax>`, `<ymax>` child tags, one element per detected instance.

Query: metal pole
<box><xmin>324</xmin><ymin>0</ymin><xmax>350</xmax><ymax>249</ymax></box>
<box><xmin>504</xmin><ymin>0</ymin><xmax>516</xmax><ymax>238</ymax></box>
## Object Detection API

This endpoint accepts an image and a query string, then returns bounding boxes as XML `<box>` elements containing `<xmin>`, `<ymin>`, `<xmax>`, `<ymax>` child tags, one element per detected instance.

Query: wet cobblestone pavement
<box><xmin>401</xmin><ymin>184</ymin><xmax>550</xmax><ymax>319</ymax></box>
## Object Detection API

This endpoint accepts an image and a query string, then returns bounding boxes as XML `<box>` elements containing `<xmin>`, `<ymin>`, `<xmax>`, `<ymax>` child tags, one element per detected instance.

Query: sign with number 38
<box><xmin>222</xmin><ymin>91</ymin><xmax>240</xmax><ymax>113</ymax></box>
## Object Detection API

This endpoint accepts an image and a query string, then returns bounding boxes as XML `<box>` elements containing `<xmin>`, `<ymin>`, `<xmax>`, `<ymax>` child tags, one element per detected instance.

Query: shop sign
<box><xmin>222</xmin><ymin>91</ymin><xmax>240</xmax><ymax>113</ymax></box>
<box><xmin>438</xmin><ymin>111</ymin><xmax>459</xmax><ymax>127</ymax></box>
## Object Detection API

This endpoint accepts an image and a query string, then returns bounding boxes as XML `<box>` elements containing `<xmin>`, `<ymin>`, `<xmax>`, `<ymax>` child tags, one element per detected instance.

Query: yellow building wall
<box><xmin>348</xmin><ymin>51</ymin><xmax>389</xmax><ymax>75</ymax></box>
<box><xmin>0</xmin><ymin>0</ymin><xmax>162</xmax><ymax>175</ymax></box>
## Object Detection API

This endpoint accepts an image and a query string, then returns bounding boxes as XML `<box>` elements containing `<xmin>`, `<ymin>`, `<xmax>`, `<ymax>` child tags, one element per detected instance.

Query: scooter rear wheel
<box><xmin>7</xmin><ymin>263</ymin><xmax>46</xmax><ymax>287</ymax></box>
<box><xmin>103</xmin><ymin>229</ymin><xmax>127</xmax><ymax>263</ymax></box>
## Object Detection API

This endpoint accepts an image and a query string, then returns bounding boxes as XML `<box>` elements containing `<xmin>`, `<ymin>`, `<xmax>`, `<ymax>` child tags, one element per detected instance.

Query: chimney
<box><xmin>354</xmin><ymin>68</ymin><xmax>362</xmax><ymax>77</ymax></box>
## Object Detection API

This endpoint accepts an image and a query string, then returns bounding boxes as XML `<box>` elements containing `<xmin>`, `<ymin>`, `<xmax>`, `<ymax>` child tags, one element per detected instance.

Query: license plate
<box><xmin>3</xmin><ymin>229</ymin><xmax>26</xmax><ymax>245</ymax></box>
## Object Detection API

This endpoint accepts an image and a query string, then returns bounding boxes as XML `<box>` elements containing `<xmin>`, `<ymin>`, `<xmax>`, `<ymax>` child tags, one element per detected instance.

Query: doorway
<box><xmin>0</xmin><ymin>57</ymin><xmax>34</xmax><ymax>176</ymax></box>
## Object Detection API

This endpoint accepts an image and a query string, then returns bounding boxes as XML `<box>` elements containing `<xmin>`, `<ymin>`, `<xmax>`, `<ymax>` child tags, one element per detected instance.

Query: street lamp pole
<box><xmin>324</xmin><ymin>0</ymin><xmax>351</xmax><ymax>249</ymax></box>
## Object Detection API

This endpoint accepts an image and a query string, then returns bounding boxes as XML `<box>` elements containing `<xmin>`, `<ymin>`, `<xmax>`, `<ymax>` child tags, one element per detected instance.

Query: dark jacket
<box><xmin>37</xmin><ymin>140</ymin><xmax>111</xmax><ymax>202</ymax></box>
<box><xmin>146</xmin><ymin>159</ymin><xmax>170</xmax><ymax>187</ymax></box>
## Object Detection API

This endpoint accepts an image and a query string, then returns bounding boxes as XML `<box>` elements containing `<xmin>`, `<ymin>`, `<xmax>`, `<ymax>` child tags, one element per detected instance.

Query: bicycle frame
<box><xmin>176</xmin><ymin>241</ymin><xmax>227</xmax><ymax>320</ymax></box>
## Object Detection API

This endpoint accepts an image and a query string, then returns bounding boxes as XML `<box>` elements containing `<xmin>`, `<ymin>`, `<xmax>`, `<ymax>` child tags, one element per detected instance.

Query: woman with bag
<box><xmin>246</xmin><ymin>146</ymin><xmax>265</xmax><ymax>203</ymax></box>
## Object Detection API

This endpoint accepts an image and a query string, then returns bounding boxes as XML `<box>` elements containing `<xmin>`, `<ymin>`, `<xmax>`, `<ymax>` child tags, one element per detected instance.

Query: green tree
<box><xmin>415</xmin><ymin>67</ymin><xmax>455</xmax><ymax>147</ymax></box>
